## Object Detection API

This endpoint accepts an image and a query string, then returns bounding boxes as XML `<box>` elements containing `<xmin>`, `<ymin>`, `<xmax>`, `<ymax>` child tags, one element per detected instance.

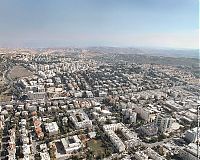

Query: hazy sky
<box><xmin>0</xmin><ymin>0</ymin><xmax>198</xmax><ymax>49</ymax></box>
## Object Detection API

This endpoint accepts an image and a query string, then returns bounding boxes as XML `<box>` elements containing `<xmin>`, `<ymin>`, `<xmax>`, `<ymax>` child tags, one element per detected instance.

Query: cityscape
<box><xmin>0</xmin><ymin>0</ymin><xmax>199</xmax><ymax>160</ymax></box>
<box><xmin>0</xmin><ymin>47</ymin><xmax>199</xmax><ymax>160</ymax></box>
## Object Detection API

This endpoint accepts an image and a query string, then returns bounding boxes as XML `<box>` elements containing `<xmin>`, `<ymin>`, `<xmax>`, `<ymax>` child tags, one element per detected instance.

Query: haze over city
<box><xmin>0</xmin><ymin>1</ymin><xmax>199</xmax><ymax>160</ymax></box>
<box><xmin>0</xmin><ymin>0</ymin><xmax>198</xmax><ymax>49</ymax></box>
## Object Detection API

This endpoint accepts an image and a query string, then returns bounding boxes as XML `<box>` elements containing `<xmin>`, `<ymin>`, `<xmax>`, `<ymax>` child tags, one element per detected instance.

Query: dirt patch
<box><xmin>9</xmin><ymin>65</ymin><xmax>33</xmax><ymax>79</ymax></box>
<box><xmin>87</xmin><ymin>139</ymin><xmax>107</xmax><ymax>157</ymax></box>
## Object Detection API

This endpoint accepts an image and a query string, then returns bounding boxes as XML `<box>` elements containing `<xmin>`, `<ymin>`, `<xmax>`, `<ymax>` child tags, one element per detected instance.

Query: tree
<box><xmin>166</xmin><ymin>152</ymin><xmax>171</xmax><ymax>160</ymax></box>
<box><xmin>158</xmin><ymin>146</ymin><xmax>164</xmax><ymax>156</ymax></box>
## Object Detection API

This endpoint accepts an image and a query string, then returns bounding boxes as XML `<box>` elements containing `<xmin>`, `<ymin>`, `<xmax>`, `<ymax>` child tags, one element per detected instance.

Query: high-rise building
<box><xmin>156</xmin><ymin>113</ymin><xmax>174</xmax><ymax>133</ymax></box>
<box><xmin>185</xmin><ymin>127</ymin><xmax>200</xmax><ymax>143</ymax></box>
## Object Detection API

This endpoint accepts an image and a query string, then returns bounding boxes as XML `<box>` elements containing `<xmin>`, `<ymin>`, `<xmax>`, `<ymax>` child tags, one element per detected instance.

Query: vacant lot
<box><xmin>9</xmin><ymin>65</ymin><xmax>33</xmax><ymax>79</ymax></box>
<box><xmin>87</xmin><ymin>139</ymin><xmax>107</xmax><ymax>157</ymax></box>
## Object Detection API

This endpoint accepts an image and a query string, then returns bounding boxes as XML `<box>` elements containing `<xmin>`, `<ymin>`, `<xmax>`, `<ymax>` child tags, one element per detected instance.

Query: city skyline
<box><xmin>0</xmin><ymin>0</ymin><xmax>198</xmax><ymax>49</ymax></box>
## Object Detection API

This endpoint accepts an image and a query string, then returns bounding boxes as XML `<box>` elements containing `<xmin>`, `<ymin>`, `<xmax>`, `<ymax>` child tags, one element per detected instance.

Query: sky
<box><xmin>0</xmin><ymin>0</ymin><xmax>198</xmax><ymax>49</ymax></box>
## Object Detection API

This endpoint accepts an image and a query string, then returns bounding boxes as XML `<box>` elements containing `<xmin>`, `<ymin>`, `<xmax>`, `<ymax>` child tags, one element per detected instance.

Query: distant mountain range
<box><xmin>87</xmin><ymin>47</ymin><xmax>199</xmax><ymax>59</ymax></box>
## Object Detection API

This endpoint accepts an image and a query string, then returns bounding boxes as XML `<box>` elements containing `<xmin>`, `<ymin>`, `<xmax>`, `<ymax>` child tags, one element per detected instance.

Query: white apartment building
<box><xmin>185</xmin><ymin>127</ymin><xmax>200</xmax><ymax>143</ymax></box>
<box><xmin>68</xmin><ymin>109</ymin><xmax>92</xmax><ymax>129</ymax></box>
<box><xmin>55</xmin><ymin>135</ymin><xmax>82</xmax><ymax>159</ymax></box>
<box><xmin>179</xmin><ymin>143</ymin><xmax>200</xmax><ymax>160</ymax></box>
<box><xmin>156</xmin><ymin>114</ymin><xmax>174</xmax><ymax>133</ymax></box>
<box><xmin>45</xmin><ymin>122</ymin><xmax>59</xmax><ymax>136</ymax></box>
<box><xmin>135</xmin><ymin>148</ymin><xmax>166</xmax><ymax>160</ymax></box>
<box><xmin>135</xmin><ymin>106</ymin><xmax>156</xmax><ymax>122</ymax></box>
<box><xmin>103</xmin><ymin>123</ymin><xmax>138</xmax><ymax>152</ymax></box>
<box><xmin>40</xmin><ymin>152</ymin><xmax>51</xmax><ymax>160</ymax></box>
